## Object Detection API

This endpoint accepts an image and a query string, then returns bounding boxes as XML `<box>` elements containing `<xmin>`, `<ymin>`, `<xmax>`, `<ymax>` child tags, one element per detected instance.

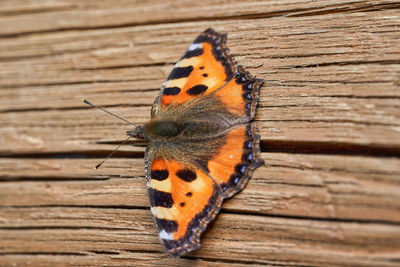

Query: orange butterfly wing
<box><xmin>144</xmin><ymin>28</ymin><xmax>264</xmax><ymax>257</ymax></box>
<box><xmin>145</xmin><ymin>123</ymin><xmax>263</xmax><ymax>256</ymax></box>
<box><xmin>146</xmin><ymin>156</ymin><xmax>223</xmax><ymax>257</ymax></box>
<box><xmin>206</xmin><ymin>123</ymin><xmax>263</xmax><ymax>198</ymax></box>
<box><xmin>212</xmin><ymin>64</ymin><xmax>263</xmax><ymax>123</ymax></box>
<box><xmin>151</xmin><ymin>28</ymin><xmax>236</xmax><ymax>117</ymax></box>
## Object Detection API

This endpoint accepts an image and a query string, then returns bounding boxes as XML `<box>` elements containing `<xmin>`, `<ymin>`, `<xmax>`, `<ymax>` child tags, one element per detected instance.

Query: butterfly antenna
<box><xmin>94</xmin><ymin>136</ymin><xmax>132</xmax><ymax>170</ymax></box>
<box><xmin>82</xmin><ymin>99</ymin><xmax>137</xmax><ymax>127</ymax></box>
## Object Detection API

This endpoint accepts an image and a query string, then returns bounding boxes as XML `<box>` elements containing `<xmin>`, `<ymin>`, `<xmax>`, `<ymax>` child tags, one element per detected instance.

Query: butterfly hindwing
<box><xmin>146</xmin><ymin>155</ymin><xmax>223</xmax><ymax>257</ymax></box>
<box><xmin>152</xmin><ymin>28</ymin><xmax>236</xmax><ymax>117</ymax></box>
<box><xmin>205</xmin><ymin>123</ymin><xmax>263</xmax><ymax>198</ymax></box>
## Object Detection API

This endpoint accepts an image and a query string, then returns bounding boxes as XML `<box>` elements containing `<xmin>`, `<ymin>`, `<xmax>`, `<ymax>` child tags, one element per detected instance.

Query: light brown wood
<box><xmin>0</xmin><ymin>0</ymin><xmax>399</xmax><ymax>266</ymax></box>
<box><xmin>1</xmin><ymin>154</ymin><xmax>399</xmax><ymax>222</ymax></box>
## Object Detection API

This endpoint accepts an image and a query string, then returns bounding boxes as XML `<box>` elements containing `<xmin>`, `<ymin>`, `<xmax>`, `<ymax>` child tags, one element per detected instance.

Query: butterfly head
<box><xmin>126</xmin><ymin>125</ymin><xmax>146</xmax><ymax>139</ymax></box>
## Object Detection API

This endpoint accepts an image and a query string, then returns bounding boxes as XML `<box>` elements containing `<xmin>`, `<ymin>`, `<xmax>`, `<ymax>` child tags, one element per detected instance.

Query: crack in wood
<box><xmin>182</xmin><ymin>255</ymin><xmax>297</xmax><ymax>266</ymax></box>
<box><xmin>0</xmin><ymin>150</ymin><xmax>144</xmax><ymax>159</ymax></box>
<box><xmin>0</xmin><ymin>252</ymin><xmax>86</xmax><ymax>256</ymax></box>
<box><xmin>0</xmin><ymin>6</ymin><xmax>77</xmax><ymax>17</ymax></box>
<box><xmin>1</xmin><ymin>139</ymin><xmax>399</xmax><ymax>158</ymax></box>
<box><xmin>1</xmin><ymin>1</ymin><xmax>398</xmax><ymax>39</ymax></box>
<box><xmin>1</xmin><ymin>204</ymin><xmax>399</xmax><ymax>226</ymax></box>
<box><xmin>288</xmin><ymin>2</ymin><xmax>400</xmax><ymax>17</ymax></box>
<box><xmin>274</xmin><ymin>59</ymin><xmax>400</xmax><ymax>69</ymax></box>
<box><xmin>0</xmin><ymin>103</ymin><xmax>152</xmax><ymax>114</ymax></box>
<box><xmin>261</xmin><ymin>119</ymin><xmax>400</xmax><ymax>127</ymax></box>
<box><xmin>0</xmin><ymin>176</ymin><xmax>112</xmax><ymax>182</ymax></box>
<box><xmin>0</xmin><ymin>78</ymin><xmax>154</xmax><ymax>89</ymax></box>
<box><xmin>0</xmin><ymin>226</ymin><xmax>142</xmax><ymax>231</ymax></box>
<box><xmin>261</xmin><ymin>140</ymin><xmax>400</xmax><ymax>157</ymax></box>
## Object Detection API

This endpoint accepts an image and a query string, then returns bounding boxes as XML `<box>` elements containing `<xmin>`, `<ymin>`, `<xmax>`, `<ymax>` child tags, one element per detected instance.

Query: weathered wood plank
<box><xmin>0</xmin><ymin>0</ymin><xmax>399</xmax><ymax>266</ymax></box>
<box><xmin>0</xmin><ymin>254</ymin><xmax>210</xmax><ymax>267</ymax></box>
<box><xmin>1</xmin><ymin>100</ymin><xmax>399</xmax><ymax>154</ymax></box>
<box><xmin>1</xmin><ymin>8</ymin><xmax>399</xmax><ymax>83</ymax></box>
<box><xmin>1</xmin><ymin>0</ymin><xmax>396</xmax><ymax>36</ymax></box>
<box><xmin>1</xmin><ymin>10</ymin><xmax>399</xmax><ymax>87</ymax></box>
<box><xmin>1</xmin><ymin>208</ymin><xmax>399</xmax><ymax>266</ymax></box>
<box><xmin>1</xmin><ymin>153</ymin><xmax>399</xmax><ymax>222</ymax></box>
<box><xmin>1</xmin><ymin>9</ymin><xmax>399</xmax><ymax>156</ymax></box>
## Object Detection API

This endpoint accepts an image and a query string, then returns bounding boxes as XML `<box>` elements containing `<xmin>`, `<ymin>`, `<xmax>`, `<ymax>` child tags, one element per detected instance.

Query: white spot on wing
<box><xmin>159</xmin><ymin>230</ymin><xmax>174</xmax><ymax>240</ymax></box>
<box><xmin>229</xmin><ymin>154</ymin><xmax>233</xmax><ymax>159</ymax></box>
<box><xmin>189</xmin><ymin>43</ymin><xmax>202</xmax><ymax>51</ymax></box>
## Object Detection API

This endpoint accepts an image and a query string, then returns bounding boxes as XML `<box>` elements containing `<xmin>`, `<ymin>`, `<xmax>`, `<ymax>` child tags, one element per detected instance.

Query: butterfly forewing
<box><xmin>151</xmin><ymin>28</ymin><xmax>236</xmax><ymax>117</ymax></box>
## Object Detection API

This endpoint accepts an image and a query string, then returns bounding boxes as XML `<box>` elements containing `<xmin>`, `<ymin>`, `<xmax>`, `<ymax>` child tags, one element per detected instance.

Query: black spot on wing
<box><xmin>167</xmin><ymin>66</ymin><xmax>193</xmax><ymax>80</ymax></box>
<box><xmin>193</xmin><ymin>28</ymin><xmax>233</xmax><ymax>80</ymax></box>
<box><xmin>160</xmin><ymin>183</ymin><xmax>222</xmax><ymax>257</ymax></box>
<box><xmin>220</xmin><ymin>183</ymin><xmax>228</xmax><ymax>192</ymax></box>
<box><xmin>151</xmin><ymin>170</ymin><xmax>169</xmax><ymax>181</ymax></box>
<box><xmin>148</xmin><ymin>188</ymin><xmax>173</xmax><ymax>208</ymax></box>
<box><xmin>176</xmin><ymin>169</ymin><xmax>197</xmax><ymax>182</ymax></box>
<box><xmin>244</xmin><ymin>140</ymin><xmax>253</xmax><ymax>149</ymax></box>
<box><xmin>182</xmin><ymin>48</ymin><xmax>203</xmax><ymax>59</ymax></box>
<box><xmin>161</xmin><ymin>184</ymin><xmax>221</xmax><ymax>254</ymax></box>
<box><xmin>242</xmin><ymin>151</ymin><xmax>254</xmax><ymax>162</ymax></box>
<box><xmin>163</xmin><ymin>87</ymin><xmax>181</xmax><ymax>96</ymax></box>
<box><xmin>229</xmin><ymin>174</ymin><xmax>241</xmax><ymax>186</ymax></box>
<box><xmin>235</xmin><ymin>74</ymin><xmax>247</xmax><ymax>84</ymax></box>
<box><xmin>235</xmin><ymin>164</ymin><xmax>247</xmax><ymax>175</ymax></box>
<box><xmin>155</xmin><ymin>218</ymin><xmax>178</xmax><ymax>233</ymax></box>
<box><xmin>187</xmin><ymin>85</ymin><xmax>208</xmax><ymax>95</ymax></box>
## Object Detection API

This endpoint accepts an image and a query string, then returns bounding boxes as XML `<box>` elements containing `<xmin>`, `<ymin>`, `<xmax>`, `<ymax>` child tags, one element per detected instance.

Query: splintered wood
<box><xmin>0</xmin><ymin>0</ymin><xmax>399</xmax><ymax>266</ymax></box>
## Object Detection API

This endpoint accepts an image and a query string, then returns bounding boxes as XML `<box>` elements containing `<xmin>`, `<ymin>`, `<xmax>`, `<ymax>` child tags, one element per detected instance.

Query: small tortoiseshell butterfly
<box><xmin>86</xmin><ymin>28</ymin><xmax>263</xmax><ymax>257</ymax></box>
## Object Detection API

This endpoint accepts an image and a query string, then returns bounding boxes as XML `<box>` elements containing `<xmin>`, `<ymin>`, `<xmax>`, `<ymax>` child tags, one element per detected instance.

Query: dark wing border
<box><xmin>145</xmin><ymin>145</ymin><xmax>224</xmax><ymax>257</ymax></box>
<box><xmin>151</xmin><ymin>28</ymin><xmax>237</xmax><ymax>118</ymax></box>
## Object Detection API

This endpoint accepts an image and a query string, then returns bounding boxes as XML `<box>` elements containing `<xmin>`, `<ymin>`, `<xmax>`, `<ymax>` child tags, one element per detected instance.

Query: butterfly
<box><xmin>95</xmin><ymin>28</ymin><xmax>263</xmax><ymax>257</ymax></box>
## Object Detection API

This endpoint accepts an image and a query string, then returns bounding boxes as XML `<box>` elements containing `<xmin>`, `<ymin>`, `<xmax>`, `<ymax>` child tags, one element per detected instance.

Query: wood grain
<box><xmin>0</xmin><ymin>0</ymin><xmax>399</xmax><ymax>266</ymax></box>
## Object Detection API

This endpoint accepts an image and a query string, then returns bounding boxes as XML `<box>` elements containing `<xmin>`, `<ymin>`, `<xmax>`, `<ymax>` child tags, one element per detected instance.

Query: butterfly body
<box><xmin>128</xmin><ymin>28</ymin><xmax>263</xmax><ymax>257</ymax></box>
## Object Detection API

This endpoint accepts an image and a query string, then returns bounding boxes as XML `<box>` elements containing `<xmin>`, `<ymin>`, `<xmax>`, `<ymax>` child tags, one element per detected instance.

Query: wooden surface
<box><xmin>1</xmin><ymin>0</ymin><xmax>400</xmax><ymax>266</ymax></box>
